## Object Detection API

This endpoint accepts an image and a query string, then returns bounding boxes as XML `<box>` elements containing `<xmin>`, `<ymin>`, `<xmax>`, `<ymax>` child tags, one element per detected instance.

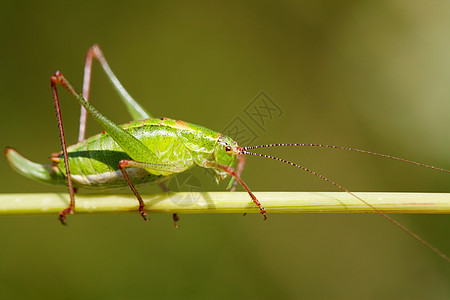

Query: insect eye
<box><xmin>225</xmin><ymin>146</ymin><xmax>232</xmax><ymax>153</ymax></box>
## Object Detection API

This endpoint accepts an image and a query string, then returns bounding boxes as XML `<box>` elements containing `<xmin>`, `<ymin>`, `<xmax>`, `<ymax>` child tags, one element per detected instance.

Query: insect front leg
<box><xmin>78</xmin><ymin>44</ymin><xmax>151</xmax><ymax>142</ymax></box>
<box><xmin>228</xmin><ymin>154</ymin><xmax>246</xmax><ymax>192</ymax></box>
<box><xmin>204</xmin><ymin>161</ymin><xmax>267</xmax><ymax>220</ymax></box>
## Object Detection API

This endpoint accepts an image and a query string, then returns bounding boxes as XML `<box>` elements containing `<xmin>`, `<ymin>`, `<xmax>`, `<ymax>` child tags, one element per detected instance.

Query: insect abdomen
<box><xmin>59</xmin><ymin>129</ymin><xmax>157</xmax><ymax>189</ymax></box>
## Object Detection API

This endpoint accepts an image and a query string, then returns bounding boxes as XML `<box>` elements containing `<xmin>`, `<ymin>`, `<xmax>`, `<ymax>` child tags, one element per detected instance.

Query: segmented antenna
<box><xmin>241</xmin><ymin>145</ymin><xmax>450</xmax><ymax>262</ymax></box>
<box><xmin>244</xmin><ymin>144</ymin><xmax>450</xmax><ymax>174</ymax></box>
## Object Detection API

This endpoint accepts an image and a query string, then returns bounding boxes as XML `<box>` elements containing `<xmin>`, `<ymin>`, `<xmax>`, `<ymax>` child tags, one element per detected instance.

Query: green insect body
<box><xmin>8</xmin><ymin>117</ymin><xmax>239</xmax><ymax>189</ymax></box>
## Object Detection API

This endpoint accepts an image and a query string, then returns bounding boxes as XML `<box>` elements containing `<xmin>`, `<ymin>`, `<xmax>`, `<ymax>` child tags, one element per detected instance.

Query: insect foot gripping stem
<box><xmin>59</xmin><ymin>208</ymin><xmax>74</xmax><ymax>225</ymax></box>
<box><xmin>205</xmin><ymin>161</ymin><xmax>267</xmax><ymax>220</ymax></box>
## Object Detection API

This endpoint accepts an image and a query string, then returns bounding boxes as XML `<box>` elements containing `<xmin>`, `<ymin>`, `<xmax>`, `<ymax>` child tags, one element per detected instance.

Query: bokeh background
<box><xmin>1</xmin><ymin>1</ymin><xmax>449</xmax><ymax>299</ymax></box>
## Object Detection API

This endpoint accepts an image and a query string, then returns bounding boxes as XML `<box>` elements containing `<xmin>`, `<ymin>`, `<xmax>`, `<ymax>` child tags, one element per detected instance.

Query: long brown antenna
<box><xmin>242</xmin><ymin>149</ymin><xmax>450</xmax><ymax>263</ymax></box>
<box><xmin>244</xmin><ymin>144</ymin><xmax>450</xmax><ymax>174</ymax></box>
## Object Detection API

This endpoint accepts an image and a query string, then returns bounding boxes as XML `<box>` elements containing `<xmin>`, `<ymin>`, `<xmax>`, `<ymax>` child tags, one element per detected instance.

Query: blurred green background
<box><xmin>1</xmin><ymin>1</ymin><xmax>449</xmax><ymax>299</ymax></box>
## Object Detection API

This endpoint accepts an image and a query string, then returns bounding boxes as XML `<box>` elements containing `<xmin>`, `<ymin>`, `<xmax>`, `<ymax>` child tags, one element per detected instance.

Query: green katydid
<box><xmin>4</xmin><ymin>45</ymin><xmax>450</xmax><ymax>262</ymax></box>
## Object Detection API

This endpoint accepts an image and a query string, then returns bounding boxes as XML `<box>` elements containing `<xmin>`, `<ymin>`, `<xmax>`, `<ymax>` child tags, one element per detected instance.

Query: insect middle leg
<box><xmin>119</xmin><ymin>160</ymin><xmax>185</xmax><ymax>221</ymax></box>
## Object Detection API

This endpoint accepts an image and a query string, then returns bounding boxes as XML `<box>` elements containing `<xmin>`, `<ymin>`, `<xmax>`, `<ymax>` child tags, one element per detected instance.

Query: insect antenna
<box><xmin>244</xmin><ymin>144</ymin><xmax>450</xmax><ymax>174</ymax></box>
<box><xmin>241</xmin><ymin>148</ymin><xmax>450</xmax><ymax>263</ymax></box>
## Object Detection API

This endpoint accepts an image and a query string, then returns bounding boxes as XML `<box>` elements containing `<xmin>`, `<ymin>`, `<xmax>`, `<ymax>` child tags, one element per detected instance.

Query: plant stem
<box><xmin>0</xmin><ymin>192</ymin><xmax>449</xmax><ymax>215</ymax></box>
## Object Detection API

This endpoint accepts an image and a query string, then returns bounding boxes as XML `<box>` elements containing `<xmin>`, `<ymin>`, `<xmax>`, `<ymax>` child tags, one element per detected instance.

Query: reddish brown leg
<box><xmin>172</xmin><ymin>214</ymin><xmax>180</xmax><ymax>229</ymax></box>
<box><xmin>205</xmin><ymin>161</ymin><xmax>267</xmax><ymax>220</ymax></box>
<box><xmin>230</xmin><ymin>154</ymin><xmax>246</xmax><ymax>192</ymax></box>
<box><xmin>158</xmin><ymin>182</ymin><xmax>180</xmax><ymax>228</ymax></box>
<box><xmin>231</xmin><ymin>155</ymin><xmax>247</xmax><ymax>216</ymax></box>
<box><xmin>77</xmin><ymin>46</ymin><xmax>95</xmax><ymax>142</ymax></box>
<box><xmin>50</xmin><ymin>74</ymin><xmax>76</xmax><ymax>225</ymax></box>
<box><xmin>119</xmin><ymin>160</ymin><xmax>148</xmax><ymax>221</ymax></box>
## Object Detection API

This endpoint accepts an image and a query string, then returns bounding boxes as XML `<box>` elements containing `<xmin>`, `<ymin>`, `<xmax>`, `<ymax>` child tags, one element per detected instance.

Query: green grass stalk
<box><xmin>0</xmin><ymin>192</ymin><xmax>449</xmax><ymax>215</ymax></box>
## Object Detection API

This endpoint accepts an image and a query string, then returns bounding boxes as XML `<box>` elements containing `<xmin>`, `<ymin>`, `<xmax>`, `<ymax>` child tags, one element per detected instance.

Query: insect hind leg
<box><xmin>50</xmin><ymin>74</ymin><xmax>77</xmax><ymax>225</ymax></box>
<box><xmin>78</xmin><ymin>45</ymin><xmax>152</xmax><ymax>142</ymax></box>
